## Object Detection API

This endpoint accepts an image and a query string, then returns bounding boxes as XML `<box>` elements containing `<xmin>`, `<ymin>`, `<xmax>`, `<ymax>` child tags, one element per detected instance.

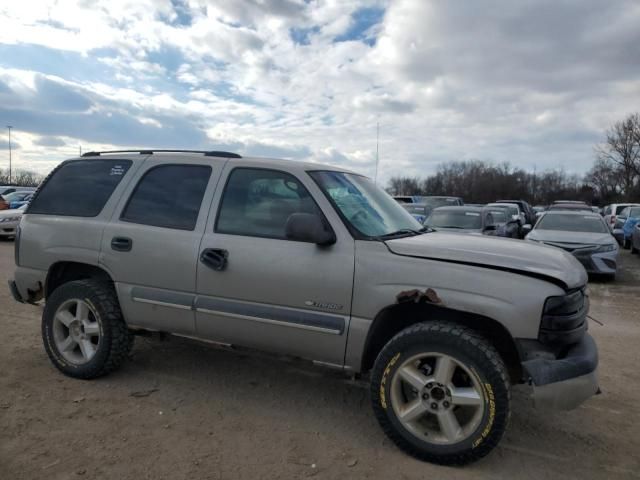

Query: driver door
<box><xmin>194</xmin><ymin>162</ymin><xmax>355</xmax><ymax>366</ymax></box>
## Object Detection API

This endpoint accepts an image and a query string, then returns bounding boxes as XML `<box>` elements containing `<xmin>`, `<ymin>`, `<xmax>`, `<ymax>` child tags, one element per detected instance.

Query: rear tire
<box><xmin>371</xmin><ymin>321</ymin><xmax>510</xmax><ymax>465</ymax></box>
<box><xmin>42</xmin><ymin>280</ymin><xmax>132</xmax><ymax>379</ymax></box>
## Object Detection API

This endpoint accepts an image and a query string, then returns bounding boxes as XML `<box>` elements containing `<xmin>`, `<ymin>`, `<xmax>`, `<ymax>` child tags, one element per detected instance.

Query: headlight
<box><xmin>595</xmin><ymin>243</ymin><xmax>617</xmax><ymax>253</ymax></box>
<box><xmin>544</xmin><ymin>289</ymin><xmax>584</xmax><ymax>316</ymax></box>
<box><xmin>540</xmin><ymin>289</ymin><xmax>588</xmax><ymax>345</ymax></box>
<box><xmin>0</xmin><ymin>216</ymin><xmax>20</xmax><ymax>223</ymax></box>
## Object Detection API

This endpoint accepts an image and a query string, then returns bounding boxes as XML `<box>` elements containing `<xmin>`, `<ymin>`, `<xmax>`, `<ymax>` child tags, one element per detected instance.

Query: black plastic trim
<box><xmin>195</xmin><ymin>296</ymin><xmax>345</xmax><ymax>334</ymax></box>
<box><xmin>519</xmin><ymin>334</ymin><xmax>598</xmax><ymax>386</ymax></box>
<box><xmin>81</xmin><ymin>149</ymin><xmax>241</xmax><ymax>158</ymax></box>
<box><xmin>130</xmin><ymin>286</ymin><xmax>194</xmax><ymax>309</ymax></box>
<box><xmin>8</xmin><ymin>280</ymin><xmax>24</xmax><ymax>303</ymax></box>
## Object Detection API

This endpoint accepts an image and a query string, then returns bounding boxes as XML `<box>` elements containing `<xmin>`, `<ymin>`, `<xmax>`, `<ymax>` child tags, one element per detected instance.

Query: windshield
<box><xmin>536</xmin><ymin>214</ymin><xmax>609</xmax><ymax>233</ymax></box>
<box><xmin>628</xmin><ymin>207</ymin><xmax>640</xmax><ymax>217</ymax></box>
<box><xmin>404</xmin><ymin>204</ymin><xmax>426</xmax><ymax>215</ymax></box>
<box><xmin>310</xmin><ymin>171</ymin><xmax>422</xmax><ymax>238</ymax></box>
<box><xmin>427</xmin><ymin>209</ymin><xmax>482</xmax><ymax>229</ymax></box>
<box><xmin>486</xmin><ymin>209</ymin><xmax>507</xmax><ymax>223</ymax></box>
<box><xmin>423</xmin><ymin>197</ymin><xmax>459</xmax><ymax>207</ymax></box>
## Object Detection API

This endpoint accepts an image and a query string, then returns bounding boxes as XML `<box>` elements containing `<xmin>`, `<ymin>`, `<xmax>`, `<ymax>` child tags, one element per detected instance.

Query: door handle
<box><xmin>200</xmin><ymin>248</ymin><xmax>228</xmax><ymax>271</ymax></box>
<box><xmin>111</xmin><ymin>236</ymin><xmax>133</xmax><ymax>252</ymax></box>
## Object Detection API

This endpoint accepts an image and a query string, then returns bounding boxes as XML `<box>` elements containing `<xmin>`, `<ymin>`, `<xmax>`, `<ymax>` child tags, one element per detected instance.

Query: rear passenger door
<box><xmin>195</xmin><ymin>163</ymin><xmax>355</xmax><ymax>366</ymax></box>
<box><xmin>100</xmin><ymin>158</ymin><xmax>224</xmax><ymax>335</ymax></box>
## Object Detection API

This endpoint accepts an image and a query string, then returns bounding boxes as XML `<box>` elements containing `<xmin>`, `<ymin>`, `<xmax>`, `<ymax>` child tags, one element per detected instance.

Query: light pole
<box><xmin>6</xmin><ymin>126</ymin><xmax>12</xmax><ymax>185</ymax></box>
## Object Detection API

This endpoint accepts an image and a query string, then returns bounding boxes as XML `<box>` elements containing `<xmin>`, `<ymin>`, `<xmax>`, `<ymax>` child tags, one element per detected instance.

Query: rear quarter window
<box><xmin>28</xmin><ymin>159</ymin><xmax>132</xmax><ymax>217</ymax></box>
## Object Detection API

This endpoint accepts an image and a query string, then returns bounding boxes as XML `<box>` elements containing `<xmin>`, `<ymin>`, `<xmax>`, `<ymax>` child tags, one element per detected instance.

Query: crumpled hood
<box><xmin>385</xmin><ymin>232</ymin><xmax>587</xmax><ymax>289</ymax></box>
<box><xmin>526</xmin><ymin>230</ymin><xmax>615</xmax><ymax>246</ymax></box>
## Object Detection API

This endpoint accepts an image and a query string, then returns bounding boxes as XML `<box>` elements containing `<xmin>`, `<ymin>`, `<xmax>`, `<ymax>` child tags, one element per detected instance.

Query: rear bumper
<box><xmin>519</xmin><ymin>334</ymin><xmax>599</xmax><ymax>410</ymax></box>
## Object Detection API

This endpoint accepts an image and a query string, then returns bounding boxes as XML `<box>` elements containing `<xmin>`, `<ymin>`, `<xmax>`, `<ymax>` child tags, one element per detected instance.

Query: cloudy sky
<box><xmin>1</xmin><ymin>0</ymin><xmax>639</xmax><ymax>182</ymax></box>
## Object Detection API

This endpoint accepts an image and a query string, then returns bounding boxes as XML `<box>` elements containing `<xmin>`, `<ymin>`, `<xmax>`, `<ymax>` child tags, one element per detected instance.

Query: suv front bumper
<box><xmin>519</xmin><ymin>334</ymin><xmax>599</xmax><ymax>410</ymax></box>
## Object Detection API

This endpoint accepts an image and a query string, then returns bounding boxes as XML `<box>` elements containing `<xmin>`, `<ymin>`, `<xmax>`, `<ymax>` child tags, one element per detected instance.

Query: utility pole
<box><xmin>374</xmin><ymin>121</ymin><xmax>380</xmax><ymax>184</ymax></box>
<box><xmin>6</xmin><ymin>125</ymin><xmax>12</xmax><ymax>184</ymax></box>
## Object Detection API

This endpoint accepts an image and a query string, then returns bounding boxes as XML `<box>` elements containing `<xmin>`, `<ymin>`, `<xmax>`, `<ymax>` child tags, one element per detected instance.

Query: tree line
<box><xmin>0</xmin><ymin>169</ymin><xmax>44</xmax><ymax>187</ymax></box>
<box><xmin>387</xmin><ymin>113</ymin><xmax>640</xmax><ymax>206</ymax></box>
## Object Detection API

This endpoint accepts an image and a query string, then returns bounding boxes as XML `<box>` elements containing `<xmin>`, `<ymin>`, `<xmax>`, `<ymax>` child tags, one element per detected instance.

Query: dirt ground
<box><xmin>1</xmin><ymin>241</ymin><xmax>639</xmax><ymax>480</ymax></box>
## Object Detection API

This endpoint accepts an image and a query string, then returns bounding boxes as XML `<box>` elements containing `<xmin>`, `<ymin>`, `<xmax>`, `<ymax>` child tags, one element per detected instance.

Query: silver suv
<box><xmin>10</xmin><ymin>150</ymin><xmax>599</xmax><ymax>465</ymax></box>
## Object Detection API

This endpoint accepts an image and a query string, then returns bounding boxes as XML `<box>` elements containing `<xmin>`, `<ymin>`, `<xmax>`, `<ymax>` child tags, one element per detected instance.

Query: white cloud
<box><xmin>0</xmin><ymin>0</ymin><xmax>639</xmax><ymax>182</ymax></box>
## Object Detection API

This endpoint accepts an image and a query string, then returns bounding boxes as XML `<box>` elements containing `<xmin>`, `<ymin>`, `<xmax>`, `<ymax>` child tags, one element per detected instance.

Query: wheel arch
<box><xmin>361</xmin><ymin>302</ymin><xmax>522</xmax><ymax>383</ymax></box>
<box><xmin>46</xmin><ymin>261</ymin><xmax>115</xmax><ymax>299</ymax></box>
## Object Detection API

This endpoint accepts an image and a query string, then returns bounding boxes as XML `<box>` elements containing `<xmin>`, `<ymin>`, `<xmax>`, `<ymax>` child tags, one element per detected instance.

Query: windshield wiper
<box><xmin>376</xmin><ymin>227</ymin><xmax>430</xmax><ymax>240</ymax></box>
<box><xmin>436</xmin><ymin>225</ymin><xmax>465</xmax><ymax>229</ymax></box>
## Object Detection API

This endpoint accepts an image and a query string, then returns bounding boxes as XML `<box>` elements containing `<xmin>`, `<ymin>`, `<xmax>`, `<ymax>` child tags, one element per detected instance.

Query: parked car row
<box><xmin>393</xmin><ymin>196</ymin><xmax>630</xmax><ymax>279</ymax></box>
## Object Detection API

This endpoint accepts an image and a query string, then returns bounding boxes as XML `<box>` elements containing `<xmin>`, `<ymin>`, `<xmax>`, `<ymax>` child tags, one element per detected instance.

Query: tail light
<box><xmin>610</xmin><ymin>215</ymin><xmax>616</xmax><ymax>226</ymax></box>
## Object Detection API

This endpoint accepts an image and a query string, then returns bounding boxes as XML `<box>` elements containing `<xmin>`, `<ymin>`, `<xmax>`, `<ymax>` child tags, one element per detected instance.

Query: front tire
<box><xmin>42</xmin><ymin>280</ymin><xmax>133</xmax><ymax>379</ymax></box>
<box><xmin>371</xmin><ymin>321</ymin><xmax>510</xmax><ymax>465</ymax></box>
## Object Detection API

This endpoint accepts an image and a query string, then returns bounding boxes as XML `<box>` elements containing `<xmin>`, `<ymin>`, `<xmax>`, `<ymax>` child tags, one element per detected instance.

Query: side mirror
<box><xmin>521</xmin><ymin>224</ymin><xmax>532</xmax><ymax>235</ymax></box>
<box><xmin>285</xmin><ymin>213</ymin><xmax>336</xmax><ymax>246</ymax></box>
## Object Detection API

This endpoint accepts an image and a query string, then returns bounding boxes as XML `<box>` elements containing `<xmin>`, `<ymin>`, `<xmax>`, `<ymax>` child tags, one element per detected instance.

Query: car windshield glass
<box><xmin>536</xmin><ymin>214</ymin><xmax>609</xmax><ymax>233</ymax></box>
<box><xmin>628</xmin><ymin>207</ymin><xmax>640</xmax><ymax>217</ymax></box>
<box><xmin>489</xmin><ymin>204</ymin><xmax>518</xmax><ymax>216</ymax></box>
<box><xmin>404</xmin><ymin>204</ymin><xmax>426</xmax><ymax>214</ymax></box>
<box><xmin>486</xmin><ymin>210</ymin><xmax>507</xmax><ymax>223</ymax></box>
<box><xmin>615</xmin><ymin>205</ymin><xmax>634</xmax><ymax>214</ymax></box>
<box><xmin>427</xmin><ymin>210</ymin><xmax>482</xmax><ymax>229</ymax></box>
<box><xmin>310</xmin><ymin>171</ymin><xmax>422</xmax><ymax>238</ymax></box>
<box><xmin>423</xmin><ymin>197</ymin><xmax>458</xmax><ymax>207</ymax></box>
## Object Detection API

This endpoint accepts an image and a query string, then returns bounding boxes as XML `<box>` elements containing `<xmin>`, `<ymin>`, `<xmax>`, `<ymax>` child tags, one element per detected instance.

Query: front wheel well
<box><xmin>361</xmin><ymin>302</ymin><xmax>523</xmax><ymax>383</ymax></box>
<box><xmin>46</xmin><ymin>262</ymin><xmax>114</xmax><ymax>299</ymax></box>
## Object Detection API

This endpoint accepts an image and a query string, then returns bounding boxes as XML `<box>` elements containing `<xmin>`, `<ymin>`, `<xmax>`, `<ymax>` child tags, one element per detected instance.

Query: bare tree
<box><xmin>0</xmin><ymin>169</ymin><xmax>43</xmax><ymax>187</ymax></box>
<box><xmin>595</xmin><ymin>113</ymin><xmax>640</xmax><ymax>197</ymax></box>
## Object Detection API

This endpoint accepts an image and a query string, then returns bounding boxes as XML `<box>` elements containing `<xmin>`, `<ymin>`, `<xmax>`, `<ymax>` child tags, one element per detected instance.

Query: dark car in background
<box><xmin>483</xmin><ymin>206</ymin><xmax>521</xmax><ymax>238</ymax></box>
<box><xmin>495</xmin><ymin>199</ymin><xmax>536</xmax><ymax>224</ymax></box>
<box><xmin>401</xmin><ymin>203</ymin><xmax>430</xmax><ymax>223</ymax></box>
<box><xmin>392</xmin><ymin>195</ymin><xmax>424</xmax><ymax>204</ymax></box>
<box><xmin>425</xmin><ymin>206</ymin><xmax>497</xmax><ymax>235</ymax></box>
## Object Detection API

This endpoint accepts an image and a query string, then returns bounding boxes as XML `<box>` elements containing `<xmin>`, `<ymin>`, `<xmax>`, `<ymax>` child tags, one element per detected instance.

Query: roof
<box><xmin>432</xmin><ymin>205</ymin><xmax>483</xmax><ymax>212</ymax></box>
<box><xmin>73</xmin><ymin>150</ymin><xmax>355</xmax><ymax>174</ymax></box>
<box><xmin>542</xmin><ymin>209</ymin><xmax>600</xmax><ymax>216</ymax></box>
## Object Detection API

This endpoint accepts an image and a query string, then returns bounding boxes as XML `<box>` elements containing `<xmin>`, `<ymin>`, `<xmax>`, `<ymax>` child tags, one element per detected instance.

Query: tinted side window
<box><xmin>121</xmin><ymin>164</ymin><xmax>211</xmax><ymax>230</ymax></box>
<box><xmin>216</xmin><ymin>168</ymin><xmax>322</xmax><ymax>239</ymax></box>
<box><xmin>28</xmin><ymin>159</ymin><xmax>132</xmax><ymax>217</ymax></box>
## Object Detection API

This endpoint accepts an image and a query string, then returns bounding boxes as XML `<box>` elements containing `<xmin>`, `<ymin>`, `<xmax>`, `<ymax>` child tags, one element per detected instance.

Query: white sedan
<box><xmin>0</xmin><ymin>204</ymin><xmax>27</xmax><ymax>238</ymax></box>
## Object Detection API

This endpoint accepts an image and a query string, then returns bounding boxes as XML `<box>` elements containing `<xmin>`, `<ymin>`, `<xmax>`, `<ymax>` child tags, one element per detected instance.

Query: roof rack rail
<box><xmin>81</xmin><ymin>149</ymin><xmax>242</xmax><ymax>158</ymax></box>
